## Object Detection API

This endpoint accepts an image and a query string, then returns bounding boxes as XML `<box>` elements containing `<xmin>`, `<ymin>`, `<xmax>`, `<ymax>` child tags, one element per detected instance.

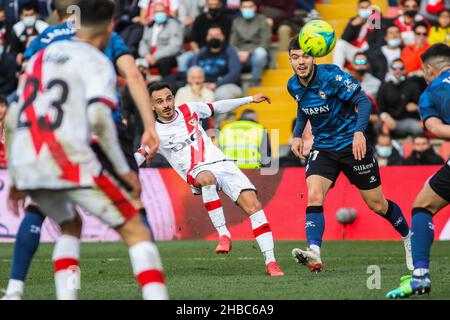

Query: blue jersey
<box><xmin>418</xmin><ymin>69</ymin><xmax>450</xmax><ymax>125</ymax></box>
<box><xmin>24</xmin><ymin>23</ymin><xmax>131</xmax><ymax>122</ymax></box>
<box><xmin>287</xmin><ymin>64</ymin><xmax>362</xmax><ymax>150</ymax></box>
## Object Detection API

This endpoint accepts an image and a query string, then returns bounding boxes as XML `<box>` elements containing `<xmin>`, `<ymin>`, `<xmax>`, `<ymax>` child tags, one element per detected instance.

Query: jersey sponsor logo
<box><xmin>169</xmin><ymin>132</ymin><xmax>197</xmax><ymax>152</ymax></box>
<box><xmin>302</xmin><ymin>105</ymin><xmax>330</xmax><ymax>115</ymax></box>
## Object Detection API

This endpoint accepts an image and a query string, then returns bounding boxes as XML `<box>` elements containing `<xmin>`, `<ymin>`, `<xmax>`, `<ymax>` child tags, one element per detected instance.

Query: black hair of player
<box><xmin>0</xmin><ymin>95</ymin><xmax>8</xmax><ymax>106</ymax></box>
<box><xmin>77</xmin><ymin>0</ymin><xmax>116</xmax><ymax>26</ymax></box>
<box><xmin>54</xmin><ymin>0</ymin><xmax>79</xmax><ymax>20</ymax></box>
<box><xmin>421</xmin><ymin>43</ymin><xmax>450</xmax><ymax>63</ymax></box>
<box><xmin>288</xmin><ymin>37</ymin><xmax>301</xmax><ymax>54</ymax></box>
<box><xmin>148</xmin><ymin>82</ymin><xmax>174</xmax><ymax>98</ymax></box>
<box><xmin>21</xmin><ymin>2</ymin><xmax>39</xmax><ymax>13</ymax></box>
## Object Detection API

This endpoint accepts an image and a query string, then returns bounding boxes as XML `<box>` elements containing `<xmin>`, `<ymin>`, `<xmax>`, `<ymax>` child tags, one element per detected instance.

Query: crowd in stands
<box><xmin>0</xmin><ymin>0</ymin><xmax>449</xmax><ymax>169</ymax></box>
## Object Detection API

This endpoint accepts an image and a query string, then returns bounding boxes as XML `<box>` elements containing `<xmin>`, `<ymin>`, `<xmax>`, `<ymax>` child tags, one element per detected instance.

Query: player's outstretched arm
<box><xmin>425</xmin><ymin>117</ymin><xmax>450</xmax><ymax>140</ymax></box>
<box><xmin>116</xmin><ymin>54</ymin><xmax>159</xmax><ymax>159</ymax></box>
<box><xmin>213</xmin><ymin>94</ymin><xmax>271</xmax><ymax>114</ymax></box>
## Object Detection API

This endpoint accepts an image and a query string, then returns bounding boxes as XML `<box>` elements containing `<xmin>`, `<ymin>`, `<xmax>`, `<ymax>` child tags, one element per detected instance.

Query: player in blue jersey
<box><xmin>386</xmin><ymin>44</ymin><xmax>450</xmax><ymax>299</ymax></box>
<box><xmin>2</xmin><ymin>0</ymin><xmax>159</xmax><ymax>300</ymax></box>
<box><xmin>286</xmin><ymin>38</ymin><xmax>412</xmax><ymax>272</ymax></box>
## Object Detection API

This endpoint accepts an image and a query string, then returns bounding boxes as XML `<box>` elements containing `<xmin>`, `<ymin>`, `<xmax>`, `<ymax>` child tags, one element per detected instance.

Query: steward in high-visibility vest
<box><xmin>219</xmin><ymin>116</ymin><xmax>268</xmax><ymax>169</ymax></box>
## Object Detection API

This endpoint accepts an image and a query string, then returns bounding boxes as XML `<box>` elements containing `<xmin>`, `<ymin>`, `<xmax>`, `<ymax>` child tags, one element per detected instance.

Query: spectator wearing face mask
<box><xmin>429</xmin><ymin>8</ymin><xmax>450</xmax><ymax>45</ymax></box>
<box><xmin>375</xmin><ymin>133</ymin><xmax>404</xmax><ymax>167</ymax></box>
<box><xmin>349</xmin><ymin>52</ymin><xmax>381</xmax><ymax>99</ymax></box>
<box><xmin>177</xmin><ymin>0</ymin><xmax>231</xmax><ymax>72</ymax></box>
<box><xmin>377</xmin><ymin>58</ymin><xmax>424</xmax><ymax>138</ymax></box>
<box><xmin>401</xmin><ymin>21</ymin><xmax>430</xmax><ymax>77</ymax></box>
<box><xmin>365</xmin><ymin>24</ymin><xmax>403</xmax><ymax>81</ymax></box>
<box><xmin>138</xmin><ymin>1</ymin><xmax>183</xmax><ymax>77</ymax></box>
<box><xmin>404</xmin><ymin>134</ymin><xmax>444</xmax><ymax>165</ymax></box>
<box><xmin>333</xmin><ymin>0</ymin><xmax>389</xmax><ymax>69</ymax></box>
<box><xmin>230</xmin><ymin>0</ymin><xmax>271</xmax><ymax>85</ymax></box>
<box><xmin>10</xmin><ymin>2</ymin><xmax>48</xmax><ymax>65</ymax></box>
<box><xmin>137</xmin><ymin>0</ymin><xmax>179</xmax><ymax>25</ymax></box>
<box><xmin>393</xmin><ymin>0</ymin><xmax>430</xmax><ymax>46</ymax></box>
<box><xmin>193</xmin><ymin>25</ymin><xmax>242</xmax><ymax>127</ymax></box>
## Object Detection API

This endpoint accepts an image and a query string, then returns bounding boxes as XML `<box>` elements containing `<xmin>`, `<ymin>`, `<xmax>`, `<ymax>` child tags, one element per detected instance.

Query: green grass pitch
<box><xmin>1</xmin><ymin>240</ymin><xmax>449</xmax><ymax>300</ymax></box>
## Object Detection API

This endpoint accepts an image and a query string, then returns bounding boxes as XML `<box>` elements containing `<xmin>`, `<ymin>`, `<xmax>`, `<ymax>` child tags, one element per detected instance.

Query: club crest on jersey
<box><xmin>316</xmin><ymin>91</ymin><xmax>327</xmax><ymax>99</ymax></box>
<box><xmin>189</xmin><ymin>118</ymin><xmax>197</xmax><ymax>127</ymax></box>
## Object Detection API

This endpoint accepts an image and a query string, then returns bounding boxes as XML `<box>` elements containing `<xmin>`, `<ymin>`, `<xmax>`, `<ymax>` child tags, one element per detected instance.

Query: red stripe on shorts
<box><xmin>54</xmin><ymin>258</ymin><xmax>79</xmax><ymax>272</ymax></box>
<box><xmin>253</xmin><ymin>223</ymin><xmax>272</xmax><ymax>238</ymax></box>
<box><xmin>205</xmin><ymin>199</ymin><xmax>222</xmax><ymax>211</ymax></box>
<box><xmin>94</xmin><ymin>175</ymin><xmax>137</xmax><ymax>222</ymax></box>
<box><xmin>136</xmin><ymin>269</ymin><xmax>166</xmax><ymax>287</ymax></box>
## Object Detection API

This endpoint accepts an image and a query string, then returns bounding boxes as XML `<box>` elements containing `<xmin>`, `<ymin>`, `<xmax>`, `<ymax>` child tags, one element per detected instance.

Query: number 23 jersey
<box><xmin>8</xmin><ymin>40</ymin><xmax>118</xmax><ymax>190</ymax></box>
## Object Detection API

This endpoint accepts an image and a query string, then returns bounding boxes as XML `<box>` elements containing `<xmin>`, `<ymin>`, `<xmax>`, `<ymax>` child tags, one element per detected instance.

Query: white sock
<box><xmin>250</xmin><ymin>210</ymin><xmax>275</xmax><ymax>265</ymax></box>
<box><xmin>413</xmin><ymin>268</ymin><xmax>430</xmax><ymax>278</ymax></box>
<box><xmin>52</xmin><ymin>235</ymin><xmax>80</xmax><ymax>300</ymax></box>
<box><xmin>309</xmin><ymin>244</ymin><xmax>321</xmax><ymax>257</ymax></box>
<box><xmin>202</xmin><ymin>185</ymin><xmax>231</xmax><ymax>238</ymax></box>
<box><xmin>5</xmin><ymin>279</ymin><xmax>24</xmax><ymax>297</ymax></box>
<box><xmin>129</xmin><ymin>241</ymin><xmax>168</xmax><ymax>300</ymax></box>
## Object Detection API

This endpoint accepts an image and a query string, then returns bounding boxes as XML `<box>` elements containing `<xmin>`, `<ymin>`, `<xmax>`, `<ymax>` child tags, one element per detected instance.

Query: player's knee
<box><xmin>367</xmin><ymin>199</ymin><xmax>386</xmax><ymax>215</ymax></box>
<box><xmin>117</xmin><ymin>215</ymin><xmax>151</xmax><ymax>247</ymax></box>
<box><xmin>307</xmin><ymin>189</ymin><xmax>325</xmax><ymax>206</ymax></box>
<box><xmin>196</xmin><ymin>174</ymin><xmax>217</xmax><ymax>187</ymax></box>
<box><xmin>246</xmin><ymin>199</ymin><xmax>262</xmax><ymax>215</ymax></box>
<box><xmin>60</xmin><ymin>214</ymin><xmax>82</xmax><ymax>238</ymax></box>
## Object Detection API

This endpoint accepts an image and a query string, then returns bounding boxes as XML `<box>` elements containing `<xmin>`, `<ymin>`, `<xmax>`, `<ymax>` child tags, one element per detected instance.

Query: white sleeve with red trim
<box><xmin>187</xmin><ymin>97</ymin><xmax>254</xmax><ymax>118</ymax></box>
<box><xmin>83</xmin><ymin>56</ymin><xmax>118</xmax><ymax>109</ymax></box>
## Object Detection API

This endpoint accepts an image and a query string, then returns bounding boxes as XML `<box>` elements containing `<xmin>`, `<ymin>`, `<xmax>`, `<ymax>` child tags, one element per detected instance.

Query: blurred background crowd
<box><xmin>0</xmin><ymin>0</ymin><xmax>449</xmax><ymax>170</ymax></box>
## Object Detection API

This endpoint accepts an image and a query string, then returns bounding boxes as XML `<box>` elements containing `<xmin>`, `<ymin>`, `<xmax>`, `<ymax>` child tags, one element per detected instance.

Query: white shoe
<box><xmin>291</xmin><ymin>248</ymin><xmax>324</xmax><ymax>272</ymax></box>
<box><xmin>403</xmin><ymin>232</ymin><xmax>414</xmax><ymax>271</ymax></box>
<box><xmin>1</xmin><ymin>292</ymin><xmax>22</xmax><ymax>300</ymax></box>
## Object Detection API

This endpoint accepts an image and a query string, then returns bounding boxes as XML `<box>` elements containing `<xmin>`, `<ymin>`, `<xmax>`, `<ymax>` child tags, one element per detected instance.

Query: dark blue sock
<box><xmin>382</xmin><ymin>200</ymin><xmax>410</xmax><ymax>237</ymax></box>
<box><xmin>411</xmin><ymin>208</ymin><xmax>434</xmax><ymax>271</ymax></box>
<box><xmin>139</xmin><ymin>208</ymin><xmax>155</xmax><ymax>242</ymax></box>
<box><xmin>305</xmin><ymin>206</ymin><xmax>325</xmax><ymax>248</ymax></box>
<box><xmin>10</xmin><ymin>206</ymin><xmax>45</xmax><ymax>281</ymax></box>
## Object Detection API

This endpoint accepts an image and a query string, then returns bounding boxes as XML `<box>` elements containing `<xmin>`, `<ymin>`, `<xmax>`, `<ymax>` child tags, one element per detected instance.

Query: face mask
<box><xmin>22</xmin><ymin>16</ymin><xmax>36</xmax><ymax>27</ymax></box>
<box><xmin>208</xmin><ymin>8</ymin><xmax>222</xmax><ymax>18</ymax></box>
<box><xmin>359</xmin><ymin>8</ymin><xmax>372</xmax><ymax>19</ymax></box>
<box><xmin>356</xmin><ymin>69</ymin><xmax>368</xmax><ymax>76</ymax></box>
<box><xmin>207</xmin><ymin>38</ymin><xmax>223</xmax><ymax>49</ymax></box>
<box><xmin>376</xmin><ymin>146</ymin><xmax>393</xmax><ymax>158</ymax></box>
<box><xmin>154</xmin><ymin>12</ymin><xmax>167</xmax><ymax>24</ymax></box>
<box><xmin>404</xmin><ymin>10</ymin><xmax>417</xmax><ymax>17</ymax></box>
<box><xmin>387</xmin><ymin>38</ymin><xmax>401</xmax><ymax>48</ymax></box>
<box><xmin>241</xmin><ymin>8</ymin><xmax>256</xmax><ymax>20</ymax></box>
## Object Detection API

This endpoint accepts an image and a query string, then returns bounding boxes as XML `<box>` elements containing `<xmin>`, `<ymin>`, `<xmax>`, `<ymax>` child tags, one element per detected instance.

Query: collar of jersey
<box><xmin>157</xmin><ymin>110</ymin><xmax>179</xmax><ymax>124</ymax></box>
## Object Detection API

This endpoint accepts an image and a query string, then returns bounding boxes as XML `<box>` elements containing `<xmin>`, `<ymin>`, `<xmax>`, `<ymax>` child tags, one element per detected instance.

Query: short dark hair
<box><xmin>21</xmin><ymin>2</ymin><xmax>39</xmax><ymax>13</ymax></box>
<box><xmin>413</xmin><ymin>133</ymin><xmax>429</xmax><ymax>141</ymax></box>
<box><xmin>288</xmin><ymin>37</ymin><xmax>301</xmax><ymax>53</ymax></box>
<box><xmin>354</xmin><ymin>51</ymin><xmax>368</xmax><ymax>59</ymax></box>
<box><xmin>77</xmin><ymin>0</ymin><xmax>116</xmax><ymax>27</ymax></box>
<box><xmin>391</xmin><ymin>58</ymin><xmax>404</xmax><ymax>66</ymax></box>
<box><xmin>148</xmin><ymin>82</ymin><xmax>174</xmax><ymax>97</ymax></box>
<box><xmin>0</xmin><ymin>95</ymin><xmax>7</xmax><ymax>106</ymax></box>
<box><xmin>413</xmin><ymin>21</ymin><xmax>429</xmax><ymax>33</ymax></box>
<box><xmin>386</xmin><ymin>24</ymin><xmax>401</xmax><ymax>33</ymax></box>
<box><xmin>421</xmin><ymin>43</ymin><xmax>450</xmax><ymax>64</ymax></box>
<box><xmin>241</xmin><ymin>0</ymin><xmax>256</xmax><ymax>4</ymax></box>
<box><xmin>54</xmin><ymin>0</ymin><xmax>79</xmax><ymax>20</ymax></box>
<box><xmin>438</xmin><ymin>8</ymin><xmax>450</xmax><ymax>17</ymax></box>
<box><xmin>0</xmin><ymin>7</ymin><xmax>5</xmax><ymax>13</ymax></box>
<box><xmin>240</xmin><ymin>109</ymin><xmax>256</xmax><ymax>119</ymax></box>
<box><xmin>207</xmin><ymin>24</ymin><xmax>224</xmax><ymax>35</ymax></box>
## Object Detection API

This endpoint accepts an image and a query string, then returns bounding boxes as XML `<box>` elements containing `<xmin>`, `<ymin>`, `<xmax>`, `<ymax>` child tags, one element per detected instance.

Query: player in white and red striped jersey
<box><xmin>147</xmin><ymin>82</ymin><xmax>284</xmax><ymax>276</ymax></box>
<box><xmin>5</xmin><ymin>0</ymin><xmax>167</xmax><ymax>300</ymax></box>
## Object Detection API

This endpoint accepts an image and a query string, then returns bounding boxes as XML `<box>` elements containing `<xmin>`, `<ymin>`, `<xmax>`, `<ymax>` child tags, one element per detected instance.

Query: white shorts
<box><xmin>29</xmin><ymin>173</ymin><xmax>138</xmax><ymax>228</ymax></box>
<box><xmin>188</xmin><ymin>161</ymin><xmax>257</xmax><ymax>202</ymax></box>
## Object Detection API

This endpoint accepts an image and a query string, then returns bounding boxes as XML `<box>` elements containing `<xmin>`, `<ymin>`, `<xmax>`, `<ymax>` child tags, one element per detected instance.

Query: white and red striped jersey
<box><xmin>8</xmin><ymin>40</ymin><xmax>120</xmax><ymax>190</ymax></box>
<box><xmin>156</xmin><ymin>102</ymin><xmax>227</xmax><ymax>182</ymax></box>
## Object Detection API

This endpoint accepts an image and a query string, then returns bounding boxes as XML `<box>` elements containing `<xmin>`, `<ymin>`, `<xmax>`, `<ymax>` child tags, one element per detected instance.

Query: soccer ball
<box><xmin>298</xmin><ymin>20</ymin><xmax>336</xmax><ymax>57</ymax></box>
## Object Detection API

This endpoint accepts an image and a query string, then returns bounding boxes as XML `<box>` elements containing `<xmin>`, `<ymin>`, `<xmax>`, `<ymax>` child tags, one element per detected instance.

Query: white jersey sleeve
<box><xmin>185</xmin><ymin>101</ymin><xmax>215</xmax><ymax>119</ymax></box>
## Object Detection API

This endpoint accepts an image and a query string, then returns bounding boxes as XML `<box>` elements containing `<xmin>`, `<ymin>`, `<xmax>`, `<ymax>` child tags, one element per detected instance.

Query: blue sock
<box><xmin>305</xmin><ymin>206</ymin><xmax>325</xmax><ymax>248</ymax></box>
<box><xmin>411</xmin><ymin>208</ymin><xmax>434</xmax><ymax>275</ymax></box>
<box><xmin>10</xmin><ymin>206</ymin><xmax>45</xmax><ymax>281</ymax></box>
<box><xmin>382</xmin><ymin>200</ymin><xmax>410</xmax><ymax>237</ymax></box>
<box><xmin>139</xmin><ymin>208</ymin><xmax>155</xmax><ymax>242</ymax></box>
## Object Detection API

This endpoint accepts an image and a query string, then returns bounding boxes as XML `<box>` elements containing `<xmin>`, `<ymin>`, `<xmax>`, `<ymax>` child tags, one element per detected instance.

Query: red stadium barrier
<box><xmin>159</xmin><ymin>166</ymin><xmax>450</xmax><ymax>241</ymax></box>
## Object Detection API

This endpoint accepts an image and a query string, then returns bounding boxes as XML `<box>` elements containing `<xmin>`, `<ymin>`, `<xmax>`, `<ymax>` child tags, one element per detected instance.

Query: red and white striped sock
<box><xmin>250</xmin><ymin>210</ymin><xmax>275</xmax><ymax>265</ymax></box>
<box><xmin>52</xmin><ymin>235</ymin><xmax>80</xmax><ymax>300</ymax></box>
<box><xmin>202</xmin><ymin>185</ymin><xmax>231</xmax><ymax>238</ymax></box>
<box><xmin>129</xmin><ymin>241</ymin><xmax>168</xmax><ymax>300</ymax></box>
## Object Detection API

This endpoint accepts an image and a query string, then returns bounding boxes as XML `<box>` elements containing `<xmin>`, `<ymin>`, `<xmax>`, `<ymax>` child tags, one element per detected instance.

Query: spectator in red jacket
<box><xmin>394</xmin><ymin>0</ymin><xmax>430</xmax><ymax>46</ymax></box>
<box><xmin>401</xmin><ymin>21</ymin><xmax>430</xmax><ymax>77</ymax></box>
